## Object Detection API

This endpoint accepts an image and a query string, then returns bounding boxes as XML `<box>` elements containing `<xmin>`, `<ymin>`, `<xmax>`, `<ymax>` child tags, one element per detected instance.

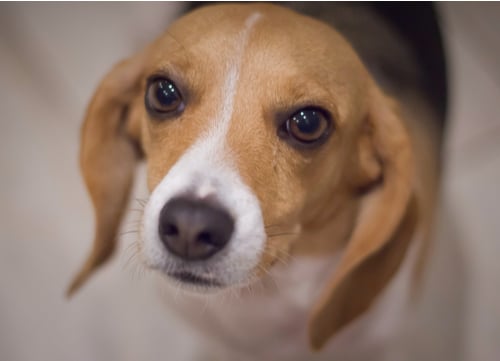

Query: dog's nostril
<box><xmin>196</xmin><ymin>231</ymin><xmax>214</xmax><ymax>245</ymax></box>
<box><xmin>162</xmin><ymin>223</ymin><xmax>178</xmax><ymax>236</ymax></box>
<box><xmin>158</xmin><ymin>197</ymin><xmax>234</xmax><ymax>261</ymax></box>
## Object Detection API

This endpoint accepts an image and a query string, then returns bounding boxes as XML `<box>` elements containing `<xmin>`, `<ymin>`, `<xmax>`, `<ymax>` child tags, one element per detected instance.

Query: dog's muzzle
<box><xmin>141</xmin><ymin>138</ymin><xmax>266</xmax><ymax>291</ymax></box>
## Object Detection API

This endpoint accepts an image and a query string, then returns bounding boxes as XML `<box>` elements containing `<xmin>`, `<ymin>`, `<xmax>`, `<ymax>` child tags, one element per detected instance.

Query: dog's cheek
<box><xmin>232</xmin><ymin>166</ymin><xmax>302</xmax><ymax>275</ymax></box>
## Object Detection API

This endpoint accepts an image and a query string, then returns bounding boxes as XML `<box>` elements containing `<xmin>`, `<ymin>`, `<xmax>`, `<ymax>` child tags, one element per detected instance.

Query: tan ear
<box><xmin>66</xmin><ymin>50</ymin><xmax>149</xmax><ymax>297</ymax></box>
<box><xmin>308</xmin><ymin>87</ymin><xmax>417</xmax><ymax>350</ymax></box>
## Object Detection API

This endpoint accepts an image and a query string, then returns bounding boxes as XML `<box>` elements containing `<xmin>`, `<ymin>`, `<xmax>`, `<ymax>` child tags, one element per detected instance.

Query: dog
<box><xmin>67</xmin><ymin>3</ymin><xmax>451</xmax><ymax>360</ymax></box>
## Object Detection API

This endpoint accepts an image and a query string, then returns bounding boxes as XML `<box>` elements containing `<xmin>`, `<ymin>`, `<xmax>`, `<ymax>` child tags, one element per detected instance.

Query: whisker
<box><xmin>264</xmin><ymin>224</ymin><xmax>286</xmax><ymax>230</ymax></box>
<box><xmin>261</xmin><ymin>245</ymin><xmax>293</xmax><ymax>266</ymax></box>
<box><xmin>173</xmin><ymin>281</ymin><xmax>182</xmax><ymax>303</ymax></box>
<box><xmin>230</xmin><ymin>286</ymin><xmax>242</xmax><ymax>302</ymax></box>
<box><xmin>122</xmin><ymin>240</ymin><xmax>150</xmax><ymax>282</ymax></box>
<box><xmin>256</xmin><ymin>264</ymin><xmax>281</xmax><ymax>294</ymax></box>
<box><xmin>119</xmin><ymin>230</ymin><xmax>140</xmax><ymax>236</ymax></box>
<box><xmin>134</xmin><ymin>198</ymin><xmax>148</xmax><ymax>207</ymax></box>
<box><xmin>267</xmin><ymin>231</ymin><xmax>299</xmax><ymax>238</ymax></box>
<box><xmin>272</xmin><ymin>253</ymin><xmax>290</xmax><ymax>266</ymax></box>
<box><xmin>124</xmin><ymin>241</ymin><xmax>139</xmax><ymax>254</ymax></box>
<box><xmin>244</xmin><ymin>283</ymin><xmax>252</xmax><ymax>297</ymax></box>
<box><xmin>122</xmin><ymin>222</ymin><xmax>142</xmax><ymax>229</ymax></box>
<box><xmin>201</xmin><ymin>295</ymin><xmax>211</xmax><ymax>315</ymax></box>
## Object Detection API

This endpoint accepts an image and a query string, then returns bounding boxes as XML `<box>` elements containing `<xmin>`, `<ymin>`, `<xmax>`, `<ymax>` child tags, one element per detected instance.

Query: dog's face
<box><xmin>139</xmin><ymin>6</ymin><xmax>371</xmax><ymax>290</ymax></box>
<box><xmin>69</xmin><ymin>4</ymin><xmax>416</xmax><ymax>350</ymax></box>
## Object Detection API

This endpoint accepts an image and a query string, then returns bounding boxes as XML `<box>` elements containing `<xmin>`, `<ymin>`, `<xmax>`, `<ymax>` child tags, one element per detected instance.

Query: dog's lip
<box><xmin>168</xmin><ymin>271</ymin><xmax>224</xmax><ymax>288</ymax></box>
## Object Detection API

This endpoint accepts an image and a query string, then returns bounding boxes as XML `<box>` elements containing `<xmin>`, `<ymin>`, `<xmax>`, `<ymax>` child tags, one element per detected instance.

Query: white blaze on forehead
<box><xmin>205</xmin><ymin>12</ymin><xmax>262</xmax><ymax>158</ymax></box>
<box><xmin>141</xmin><ymin>13</ymin><xmax>266</xmax><ymax>288</ymax></box>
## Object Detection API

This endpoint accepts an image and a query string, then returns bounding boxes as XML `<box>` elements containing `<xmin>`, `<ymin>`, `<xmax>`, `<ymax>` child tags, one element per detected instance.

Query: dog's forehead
<box><xmin>154</xmin><ymin>4</ymin><xmax>366</xmax><ymax>79</ymax></box>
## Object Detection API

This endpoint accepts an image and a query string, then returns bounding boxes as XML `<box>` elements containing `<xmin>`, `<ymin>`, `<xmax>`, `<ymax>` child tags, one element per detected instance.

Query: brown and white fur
<box><xmin>67</xmin><ymin>4</ymin><xmax>449</xmax><ymax>360</ymax></box>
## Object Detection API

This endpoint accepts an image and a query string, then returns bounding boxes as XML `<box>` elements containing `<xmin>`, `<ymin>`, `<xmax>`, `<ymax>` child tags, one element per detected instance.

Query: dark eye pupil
<box><xmin>146</xmin><ymin>77</ymin><xmax>184</xmax><ymax>118</ymax></box>
<box><xmin>292</xmin><ymin>110</ymin><xmax>320</xmax><ymax>134</ymax></box>
<box><xmin>156</xmin><ymin>80</ymin><xmax>179</xmax><ymax>106</ymax></box>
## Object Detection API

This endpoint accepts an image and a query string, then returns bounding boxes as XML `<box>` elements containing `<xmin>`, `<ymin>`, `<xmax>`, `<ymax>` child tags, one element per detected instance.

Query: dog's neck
<box><xmin>157</xmin><ymin>237</ymin><xmax>419</xmax><ymax>361</ymax></box>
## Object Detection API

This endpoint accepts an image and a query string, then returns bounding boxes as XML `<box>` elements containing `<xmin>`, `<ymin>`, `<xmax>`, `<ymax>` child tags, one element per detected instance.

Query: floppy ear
<box><xmin>66</xmin><ymin>50</ymin><xmax>149</xmax><ymax>297</ymax></box>
<box><xmin>308</xmin><ymin>86</ymin><xmax>417</xmax><ymax>350</ymax></box>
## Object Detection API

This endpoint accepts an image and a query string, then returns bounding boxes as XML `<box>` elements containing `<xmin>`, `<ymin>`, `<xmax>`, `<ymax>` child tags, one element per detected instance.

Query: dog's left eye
<box><xmin>145</xmin><ymin>78</ymin><xmax>184</xmax><ymax>117</ymax></box>
<box><xmin>280</xmin><ymin>108</ymin><xmax>332</xmax><ymax>146</ymax></box>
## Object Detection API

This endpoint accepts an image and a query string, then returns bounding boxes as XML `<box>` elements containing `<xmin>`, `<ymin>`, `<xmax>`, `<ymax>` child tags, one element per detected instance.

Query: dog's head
<box><xmin>68</xmin><ymin>4</ymin><xmax>416</xmax><ymax>350</ymax></box>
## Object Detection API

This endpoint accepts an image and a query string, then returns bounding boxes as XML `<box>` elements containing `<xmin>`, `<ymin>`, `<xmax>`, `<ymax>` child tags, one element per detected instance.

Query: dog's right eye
<box><xmin>145</xmin><ymin>78</ymin><xmax>184</xmax><ymax>117</ymax></box>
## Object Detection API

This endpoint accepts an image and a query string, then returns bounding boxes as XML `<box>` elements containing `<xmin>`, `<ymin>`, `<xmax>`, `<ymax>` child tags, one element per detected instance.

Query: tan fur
<box><xmin>68</xmin><ymin>3</ymin><xmax>438</xmax><ymax>352</ymax></box>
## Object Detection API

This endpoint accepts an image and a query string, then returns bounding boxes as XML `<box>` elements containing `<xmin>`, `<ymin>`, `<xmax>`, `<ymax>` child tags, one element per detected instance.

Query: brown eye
<box><xmin>145</xmin><ymin>78</ymin><xmax>184</xmax><ymax>117</ymax></box>
<box><xmin>283</xmin><ymin>108</ymin><xmax>332</xmax><ymax>145</ymax></box>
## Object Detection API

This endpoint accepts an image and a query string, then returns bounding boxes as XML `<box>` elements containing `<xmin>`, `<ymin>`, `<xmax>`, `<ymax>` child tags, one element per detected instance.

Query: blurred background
<box><xmin>0</xmin><ymin>3</ymin><xmax>498</xmax><ymax>361</ymax></box>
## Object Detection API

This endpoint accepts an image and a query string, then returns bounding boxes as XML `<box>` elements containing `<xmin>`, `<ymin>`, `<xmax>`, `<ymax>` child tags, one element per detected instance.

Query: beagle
<box><xmin>68</xmin><ymin>3</ymin><xmax>446</xmax><ymax>360</ymax></box>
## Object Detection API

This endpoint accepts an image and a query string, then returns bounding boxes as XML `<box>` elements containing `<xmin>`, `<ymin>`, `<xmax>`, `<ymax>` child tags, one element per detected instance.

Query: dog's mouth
<box><xmin>168</xmin><ymin>271</ymin><xmax>224</xmax><ymax>288</ymax></box>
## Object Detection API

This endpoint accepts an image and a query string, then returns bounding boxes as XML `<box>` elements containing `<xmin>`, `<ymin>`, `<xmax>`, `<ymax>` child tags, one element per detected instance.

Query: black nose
<box><xmin>158</xmin><ymin>197</ymin><xmax>234</xmax><ymax>261</ymax></box>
